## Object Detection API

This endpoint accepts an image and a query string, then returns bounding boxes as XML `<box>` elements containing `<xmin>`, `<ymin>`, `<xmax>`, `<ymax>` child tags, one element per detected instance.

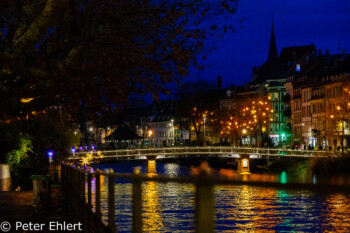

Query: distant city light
<box><xmin>20</xmin><ymin>98</ymin><xmax>34</xmax><ymax>103</ymax></box>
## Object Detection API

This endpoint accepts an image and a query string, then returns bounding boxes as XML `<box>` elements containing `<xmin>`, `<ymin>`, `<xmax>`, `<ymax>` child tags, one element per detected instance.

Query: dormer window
<box><xmin>296</xmin><ymin>64</ymin><xmax>301</xmax><ymax>72</ymax></box>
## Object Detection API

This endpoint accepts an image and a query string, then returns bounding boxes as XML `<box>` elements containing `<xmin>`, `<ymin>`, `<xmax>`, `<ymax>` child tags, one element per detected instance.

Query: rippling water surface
<box><xmin>91</xmin><ymin>161</ymin><xmax>350</xmax><ymax>232</ymax></box>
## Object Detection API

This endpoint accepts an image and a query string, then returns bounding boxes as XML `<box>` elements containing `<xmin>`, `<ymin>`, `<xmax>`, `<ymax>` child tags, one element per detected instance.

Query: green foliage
<box><xmin>6</xmin><ymin>134</ymin><xmax>33</xmax><ymax>170</ymax></box>
<box><xmin>17</xmin><ymin>119</ymin><xmax>78</xmax><ymax>163</ymax></box>
<box><xmin>1</xmin><ymin>119</ymin><xmax>77</xmax><ymax>167</ymax></box>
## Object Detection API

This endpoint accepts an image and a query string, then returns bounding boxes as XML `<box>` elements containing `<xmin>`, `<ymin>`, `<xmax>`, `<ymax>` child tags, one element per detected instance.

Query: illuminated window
<box><xmin>296</xmin><ymin>64</ymin><xmax>301</xmax><ymax>72</ymax></box>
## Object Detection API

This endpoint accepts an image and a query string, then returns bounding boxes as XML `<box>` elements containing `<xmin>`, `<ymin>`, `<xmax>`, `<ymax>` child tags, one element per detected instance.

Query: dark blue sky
<box><xmin>187</xmin><ymin>0</ymin><xmax>350</xmax><ymax>88</ymax></box>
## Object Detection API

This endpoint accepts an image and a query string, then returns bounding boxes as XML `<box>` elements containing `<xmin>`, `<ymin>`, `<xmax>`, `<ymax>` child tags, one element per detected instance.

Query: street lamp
<box><xmin>48</xmin><ymin>150</ymin><xmax>54</xmax><ymax>164</ymax></box>
<box><xmin>281</xmin><ymin>133</ymin><xmax>286</xmax><ymax>147</ymax></box>
<box><xmin>171</xmin><ymin>119</ymin><xmax>174</xmax><ymax>146</ymax></box>
<box><xmin>204</xmin><ymin>117</ymin><xmax>206</xmax><ymax>139</ymax></box>
<box><xmin>242</xmin><ymin>129</ymin><xmax>247</xmax><ymax>146</ymax></box>
<box><xmin>148</xmin><ymin>130</ymin><xmax>153</xmax><ymax>147</ymax></box>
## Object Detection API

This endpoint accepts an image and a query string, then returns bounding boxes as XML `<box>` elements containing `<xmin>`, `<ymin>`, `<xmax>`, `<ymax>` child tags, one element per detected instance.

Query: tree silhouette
<box><xmin>0</xmin><ymin>0</ymin><xmax>240</xmax><ymax>122</ymax></box>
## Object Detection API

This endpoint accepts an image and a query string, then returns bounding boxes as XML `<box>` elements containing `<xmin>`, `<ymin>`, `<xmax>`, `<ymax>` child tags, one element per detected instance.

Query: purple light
<box><xmin>80</xmin><ymin>147</ymin><xmax>83</xmax><ymax>151</ymax></box>
<box><xmin>92</xmin><ymin>145</ymin><xmax>95</xmax><ymax>150</ymax></box>
<box><xmin>48</xmin><ymin>151</ymin><xmax>53</xmax><ymax>158</ymax></box>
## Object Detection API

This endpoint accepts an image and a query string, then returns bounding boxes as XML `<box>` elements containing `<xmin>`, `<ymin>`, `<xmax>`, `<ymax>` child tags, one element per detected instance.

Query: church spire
<box><xmin>267</xmin><ymin>15</ymin><xmax>278</xmax><ymax>62</ymax></box>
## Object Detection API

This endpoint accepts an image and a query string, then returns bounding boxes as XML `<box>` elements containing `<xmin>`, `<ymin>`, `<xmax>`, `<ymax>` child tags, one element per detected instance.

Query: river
<box><xmin>91</xmin><ymin>161</ymin><xmax>350</xmax><ymax>232</ymax></box>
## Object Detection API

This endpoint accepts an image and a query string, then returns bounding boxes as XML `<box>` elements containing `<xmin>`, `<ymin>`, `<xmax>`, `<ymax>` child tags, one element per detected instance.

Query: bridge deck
<box><xmin>68</xmin><ymin>146</ymin><xmax>333</xmax><ymax>161</ymax></box>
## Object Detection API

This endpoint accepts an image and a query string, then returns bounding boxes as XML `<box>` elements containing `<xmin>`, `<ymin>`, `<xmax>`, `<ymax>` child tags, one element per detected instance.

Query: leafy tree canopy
<box><xmin>0</xmin><ymin>0</ymin><xmax>239</xmax><ymax>121</ymax></box>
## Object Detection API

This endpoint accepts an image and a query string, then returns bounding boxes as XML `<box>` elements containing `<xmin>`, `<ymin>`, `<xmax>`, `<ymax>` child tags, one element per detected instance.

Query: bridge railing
<box><xmin>70</xmin><ymin>146</ymin><xmax>333</xmax><ymax>159</ymax></box>
<box><xmin>61</xmin><ymin>162</ymin><xmax>349</xmax><ymax>233</ymax></box>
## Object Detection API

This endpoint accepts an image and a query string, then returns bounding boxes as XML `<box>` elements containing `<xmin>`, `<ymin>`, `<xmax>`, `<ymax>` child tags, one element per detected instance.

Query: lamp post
<box><xmin>242</xmin><ymin>129</ymin><xmax>247</xmax><ymax>146</ymax></box>
<box><xmin>48</xmin><ymin>151</ymin><xmax>54</xmax><ymax>164</ymax></box>
<box><xmin>204</xmin><ymin>117</ymin><xmax>206</xmax><ymax>139</ymax></box>
<box><xmin>171</xmin><ymin>119</ymin><xmax>174</xmax><ymax>146</ymax></box>
<box><xmin>281</xmin><ymin>133</ymin><xmax>286</xmax><ymax>148</ymax></box>
<box><xmin>148</xmin><ymin>130</ymin><xmax>153</xmax><ymax>147</ymax></box>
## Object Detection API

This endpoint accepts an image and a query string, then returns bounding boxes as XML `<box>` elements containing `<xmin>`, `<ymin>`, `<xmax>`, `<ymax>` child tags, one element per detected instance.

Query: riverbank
<box><xmin>269</xmin><ymin>154</ymin><xmax>350</xmax><ymax>176</ymax></box>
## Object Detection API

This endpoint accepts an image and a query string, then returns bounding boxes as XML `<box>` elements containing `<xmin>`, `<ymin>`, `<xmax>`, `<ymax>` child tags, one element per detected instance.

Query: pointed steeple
<box><xmin>267</xmin><ymin>16</ymin><xmax>278</xmax><ymax>62</ymax></box>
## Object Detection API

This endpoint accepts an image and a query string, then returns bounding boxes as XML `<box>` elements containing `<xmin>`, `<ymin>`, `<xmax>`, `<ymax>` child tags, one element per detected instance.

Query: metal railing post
<box><xmin>87</xmin><ymin>171</ymin><xmax>92</xmax><ymax>208</ymax></box>
<box><xmin>195</xmin><ymin>169</ymin><xmax>214</xmax><ymax>233</ymax></box>
<box><xmin>80</xmin><ymin>171</ymin><xmax>87</xmax><ymax>233</ymax></box>
<box><xmin>132</xmin><ymin>168</ymin><xmax>142</xmax><ymax>233</ymax></box>
<box><xmin>108</xmin><ymin>169</ymin><xmax>117</xmax><ymax>232</ymax></box>
<box><xmin>95</xmin><ymin>169</ymin><xmax>101</xmax><ymax>217</ymax></box>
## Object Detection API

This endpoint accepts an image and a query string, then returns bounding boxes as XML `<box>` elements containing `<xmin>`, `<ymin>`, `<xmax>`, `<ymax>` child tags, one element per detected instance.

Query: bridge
<box><xmin>69</xmin><ymin>146</ymin><xmax>331</xmax><ymax>161</ymax></box>
<box><xmin>68</xmin><ymin>146</ymin><xmax>332</xmax><ymax>175</ymax></box>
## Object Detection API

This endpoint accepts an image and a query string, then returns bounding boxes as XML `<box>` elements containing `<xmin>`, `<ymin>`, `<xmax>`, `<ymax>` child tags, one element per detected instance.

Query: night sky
<box><xmin>187</xmin><ymin>0</ymin><xmax>350</xmax><ymax>88</ymax></box>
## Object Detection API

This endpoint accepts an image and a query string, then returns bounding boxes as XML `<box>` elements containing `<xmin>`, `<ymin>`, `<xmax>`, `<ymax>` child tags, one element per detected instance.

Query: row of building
<box><xmin>219</xmin><ymin>22</ymin><xmax>350</xmax><ymax>149</ymax></box>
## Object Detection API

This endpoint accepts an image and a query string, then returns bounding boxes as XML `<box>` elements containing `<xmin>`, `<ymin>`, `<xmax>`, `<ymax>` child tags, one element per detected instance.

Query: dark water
<box><xmin>91</xmin><ymin>161</ymin><xmax>350</xmax><ymax>232</ymax></box>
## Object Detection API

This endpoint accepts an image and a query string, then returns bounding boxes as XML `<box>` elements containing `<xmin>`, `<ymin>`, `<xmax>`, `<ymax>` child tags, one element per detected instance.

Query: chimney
<box><xmin>325</xmin><ymin>49</ymin><xmax>329</xmax><ymax>56</ymax></box>
<box><xmin>217</xmin><ymin>76</ymin><xmax>222</xmax><ymax>90</ymax></box>
<box><xmin>318</xmin><ymin>49</ymin><xmax>322</xmax><ymax>56</ymax></box>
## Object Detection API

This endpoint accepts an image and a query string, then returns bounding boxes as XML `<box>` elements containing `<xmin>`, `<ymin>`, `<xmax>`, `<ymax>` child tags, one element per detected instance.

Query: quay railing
<box><xmin>61</xmin><ymin>162</ymin><xmax>350</xmax><ymax>233</ymax></box>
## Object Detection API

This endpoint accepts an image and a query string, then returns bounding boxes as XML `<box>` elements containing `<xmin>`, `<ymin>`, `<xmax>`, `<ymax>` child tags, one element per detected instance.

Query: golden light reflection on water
<box><xmin>321</xmin><ymin>194</ymin><xmax>350</xmax><ymax>232</ymax></box>
<box><xmin>143</xmin><ymin>181</ymin><xmax>164</xmax><ymax>232</ymax></box>
<box><xmin>215</xmin><ymin>185</ymin><xmax>280</xmax><ymax>232</ymax></box>
<box><xmin>143</xmin><ymin>161</ymin><xmax>164</xmax><ymax>232</ymax></box>
<box><xmin>91</xmin><ymin>163</ymin><xmax>350</xmax><ymax>232</ymax></box>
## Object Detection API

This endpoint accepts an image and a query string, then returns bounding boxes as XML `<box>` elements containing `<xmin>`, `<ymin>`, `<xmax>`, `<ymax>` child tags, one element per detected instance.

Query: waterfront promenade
<box><xmin>0</xmin><ymin>188</ymin><xmax>70</xmax><ymax>233</ymax></box>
